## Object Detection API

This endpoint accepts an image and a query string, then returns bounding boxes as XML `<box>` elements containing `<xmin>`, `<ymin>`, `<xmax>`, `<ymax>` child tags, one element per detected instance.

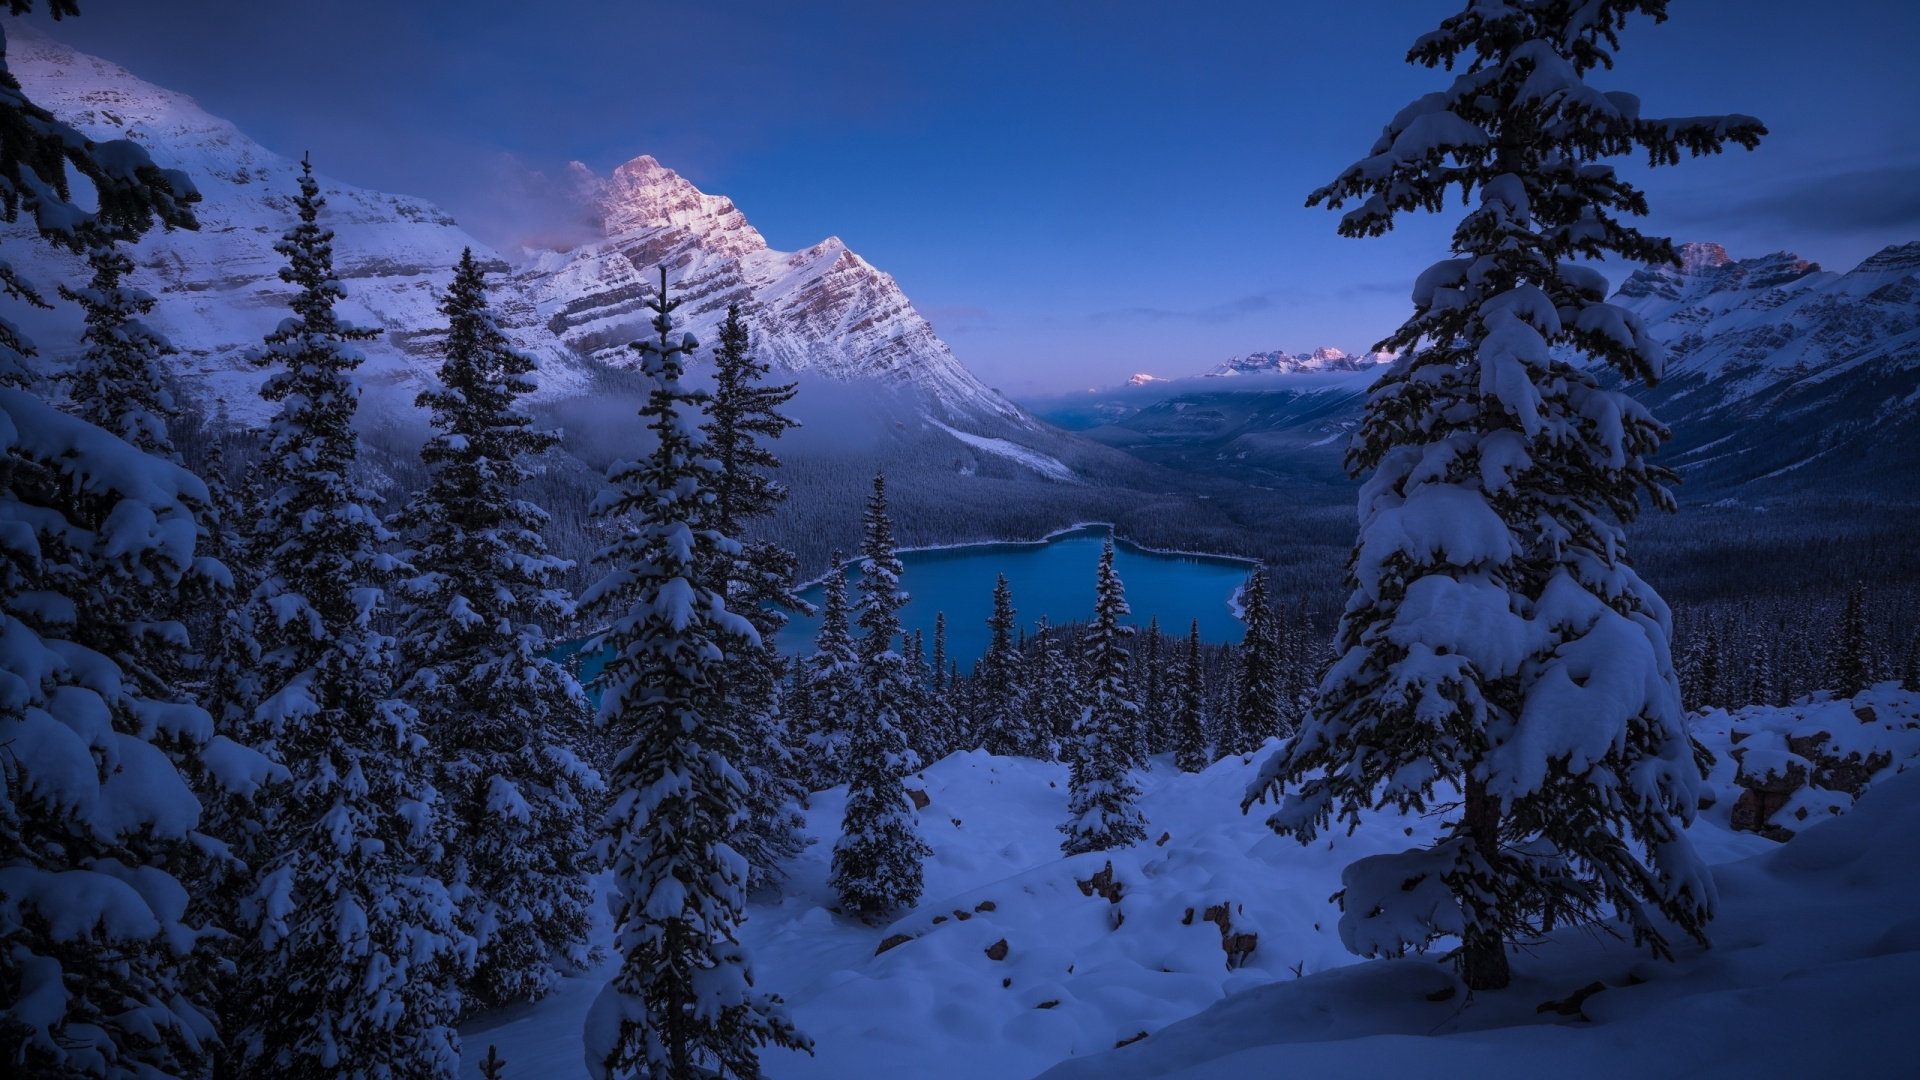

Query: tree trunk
<box><xmin>1461</xmin><ymin>776</ymin><xmax>1512</xmax><ymax>991</ymax></box>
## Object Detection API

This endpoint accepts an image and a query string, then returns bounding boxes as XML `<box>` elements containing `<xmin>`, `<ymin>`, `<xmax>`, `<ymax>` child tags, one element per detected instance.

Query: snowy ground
<box><xmin>461</xmin><ymin>690</ymin><xmax>1916</xmax><ymax>1080</ymax></box>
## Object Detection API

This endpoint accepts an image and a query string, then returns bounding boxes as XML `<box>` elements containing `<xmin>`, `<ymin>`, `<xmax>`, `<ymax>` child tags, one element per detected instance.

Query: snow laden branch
<box><xmin>1247</xmin><ymin>0</ymin><xmax>1761</xmax><ymax>992</ymax></box>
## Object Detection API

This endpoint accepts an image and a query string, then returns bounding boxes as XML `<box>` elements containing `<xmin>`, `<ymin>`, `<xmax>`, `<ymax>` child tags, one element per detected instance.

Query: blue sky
<box><xmin>29</xmin><ymin>1</ymin><xmax>1920</xmax><ymax>394</ymax></box>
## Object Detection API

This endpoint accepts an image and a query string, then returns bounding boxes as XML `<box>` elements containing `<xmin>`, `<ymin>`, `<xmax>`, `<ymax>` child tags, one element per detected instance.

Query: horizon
<box><xmin>16</xmin><ymin>1</ymin><xmax>1920</xmax><ymax>395</ymax></box>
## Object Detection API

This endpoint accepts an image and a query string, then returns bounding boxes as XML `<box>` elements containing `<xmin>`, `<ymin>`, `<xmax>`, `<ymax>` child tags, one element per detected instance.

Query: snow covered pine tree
<box><xmin>1243</xmin><ymin>0</ymin><xmax>1764</xmax><ymax>991</ymax></box>
<box><xmin>829</xmin><ymin>473</ymin><xmax>931</xmax><ymax>920</ymax></box>
<box><xmin>975</xmin><ymin>574</ymin><xmax>1027</xmax><ymax>756</ymax></box>
<box><xmin>1174</xmin><ymin>620</ymin><xmax>1210</xmax><ymax>774</ymax></box>
<box><xmin>1061</xmin><ymin>538</ymin><xmax>1147</xmax><ymax>854</ymax></box>
<box><xmin>390</xmin><ymin>248</ymin><xmax>597</xmax><ymax>1010</ymax></box>
<box><xmin>0</xmin><ymin>7</ymin><xmax>272</xmax><ymax>1077</ymax></box>
<box><xmin>1228</xmin><ymin>567</ymin><xmax>1284</xmax><ymax>756</ymax></box>
<box><xmin>801</xmin><ymin>553</ymin><xmax>859</xmax><ymax>790</ymax></box>
<box><xmin>701</xmin><ymin>303</ymin><xmax>811</xmax><ymax>892</ymax></box>
<box><xmin>235</xmin><ymin>157</ymin><xmax>469</xmax><ymax>1077</ymax></box>
<box><xmin>580</xmin><ymin>268</ymin><xmax>807</xmax><ymax>1079</ymax></box>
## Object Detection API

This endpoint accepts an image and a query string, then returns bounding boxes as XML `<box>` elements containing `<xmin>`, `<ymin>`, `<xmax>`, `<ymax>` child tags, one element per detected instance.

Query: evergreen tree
<box><xmin>390</xmin><ymin>248</ymin><xmax>597</xmax><ymax>1010</ymax></box>
<box><xmin>1174</xmin><ymin>620</ymin><xmax>1210</xmax><ymax>774</ymax></box>
<box><xmin>1138</xmin><ymin>616</ymin><xmax>1168</xmax><ymax>757</ymax></box>
<box><xmin>59</xmin><ymin>243</ymin><xmax>178</xmax><ymax>457</ymax></box>
<box><xmin>800</xmin><ymin>554</ymin><xmax>858</xmax><ymax>789</ymax></box>
<box><xmin>0</xmin><ymin>15</ymin><xmax>226</xmax><ymax>1069</ymax></box>
<box><xmin>580</xmin><ymin>268</ymin><xmax>807</xmax><ymax>1078</ymax></box>
<box><xmin>830</xmin><ymin>473</ymin><xmax>931</xmax><ymax>919</ymax></box>
<box><xmin>234</xmin><ymin>157</ymin><xmax>468</xmax><ymax>1076</ymax></box>
<box><xmin>1244</xmin><ymin>2</ymin><xmax>1760</xmax><ymax>991</ymax></box>
<box><xmin>1229</xmin><ymin>568</ymin><xmax>1284</xmax><ymax>755</ymax></box>
<box><xmin>975</xmin><ymin>574</ymin><xmax>1027</xmax><ymax>755</ymax></box>
<box><xmin>700</xmin><ymin>303</ymin><xmax>811</xmax><ymax>888</ymax></box>
<box><xmin>1026</xmin><ymin>617</ymin><xmax>1074</xmax><ymax>762</ymax></box>
<box><xmin>1061</xmin><ymin>539</ymin><xmax>1147</xmax><ymax>854</ymax></box>
<box><xmin>927</xmin><ymin>611</ymin><xmax>956</xmax><ymax>755</ymax></box>
<box><xmin>1828</xmin><ymin>581</ymin><xmax>1871</xmax><ymax>698</ymax></box>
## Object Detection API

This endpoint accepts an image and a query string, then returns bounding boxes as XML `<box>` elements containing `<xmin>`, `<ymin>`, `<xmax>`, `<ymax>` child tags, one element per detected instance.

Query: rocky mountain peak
<box><xmin>579</xmin><ymin>154</ymin><xmax>768</xmax><ymax>261</ymax></box>
<box><xmin>1850</xmin><ymin>241</ymin><xmax>1920</xmax><ymax>277</ymax></box>
<box><xmin>1679</xmin><ymin>241</ymin><xmax>1733</xmax><ymax>273</ymax></box>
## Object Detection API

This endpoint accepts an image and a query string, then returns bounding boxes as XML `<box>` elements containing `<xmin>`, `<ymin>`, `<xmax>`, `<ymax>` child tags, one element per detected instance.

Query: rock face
<box><xmin>521</xmin><ymin>156</ymin><xmax>1024</xmax><ymax>425</ymax></box>
<box><xmin>3</xmin><ymin>25</ymin><xmax>1025</xmax><ymax>430</ymax></box>
<box><xmin>1693</xmin><ymin>684</ymin><xmax>1920</xmax><ymax>842</ymax></box>
<box><xmin>1608</xmin><ymin>239</ymin><xmax>1920</xmax><ymax>494</ymax></box>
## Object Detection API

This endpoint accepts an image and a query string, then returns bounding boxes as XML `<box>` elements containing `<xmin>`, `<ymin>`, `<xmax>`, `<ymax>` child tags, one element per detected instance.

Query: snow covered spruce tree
<box><xmin>1174</xmin><ymin>619</ymin><xmax>1210</xmax><ymax>774</ymax></box>
<box><xmin>390</xmin><ymin>248</ymin><xmax>597</xmax><ymax>1010</ymax></box>
<box><xmin>1228</xmin><ymin>567</ymin><xmax>1284</xmax><ymax>756</ymax></box>
<box><xmin>1026</xmin><ymin>617</ymin><xmax>1074</xmax><ymax>762</ymax></box>
<box><xmin>580</xmin><ymin>269</ymin><xmax>807</xmax><ymax>1078</ymax></box>
<box><xmin>925</xmin><ymin>611</ymin><xmax>957</xmax><ymax>756</ymax></box>
<box><xmin>59</xmin><ymin>244</ymin><xmax>178</xmax><ymax>458</ymax></box>
<box><xmin>1243</xmin><ymin>1</ymin><xmax>1763</xmax><ymax>991</ymax></box>
<box><xmin>799</xmin><ymin>553</ymin><xmax>858</xmax><ymax>789</ymax></box>
<box><xmin>973</xmin><ymin>574</ymin><xmax>1026</xmax><ymax>756</ymax></box>
<box><xmin>0</xmin><ymin>12</ymin><xmax>248</xmax><ymax>1076</ymax></box>
<box><xmin>1061</xmin><ymin>538</ymin><xmax>1147</xmax><ymax>854</ymax></box>
<box><xmin>234</xmin><ymin>158</ymin><xmax>469</xmax><ymax>1076</ymax></box>
<box><xmin>829</xmin><ymin>473</ymin><xmax>931</xmax><ymax>919</ymax></box>
<box><xmin>1137</xmin><ymin>617</ymin><xmax>1167</xmax><ymax>756</ymax></box>
<box><xmin>701</xmin><ymin>303</ymin><xmax>811</xmax><ymax>889</ymax></box>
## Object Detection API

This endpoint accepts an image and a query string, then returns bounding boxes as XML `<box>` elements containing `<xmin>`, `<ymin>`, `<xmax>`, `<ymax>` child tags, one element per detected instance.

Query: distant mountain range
<box><xmin>1035</xmin><ymin>241</ymin><xmax>1920</xmax><ymax>500</ymax></box>
<box><xmin>1200</xmin><ymin>346</ymin><xmax>1386</xmax><ymax>378</ymax></box>
<box><xmin>3</xmin><ymin>25</ymin><xmax>1027</xmax><ymax>432</ymax></box>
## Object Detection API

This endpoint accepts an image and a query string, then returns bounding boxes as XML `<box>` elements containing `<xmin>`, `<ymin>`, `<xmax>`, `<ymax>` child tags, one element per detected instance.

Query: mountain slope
<box><xmin>1052</xmin><ymin>241</ymin><xmax>1920</xmax><ymax>500</ymax></box>
<box><xmin>2</xmin><ymin>24</ymin><xmax>1025</xmax><ymax>433</ymax></box>
<box><xmin>1611</xmin><ymin>241</ymin><xmax>1920</xmax><ymax>494</ymax></box>
<box><xmin>2</xmin><ymin>23</ymin><xmax>588</xmax><ymax>423</ymax></box>
<box><xmin>521</xmin><ymin>156</ymin><xmax>1025</xmax><ymax>426</ymax></box>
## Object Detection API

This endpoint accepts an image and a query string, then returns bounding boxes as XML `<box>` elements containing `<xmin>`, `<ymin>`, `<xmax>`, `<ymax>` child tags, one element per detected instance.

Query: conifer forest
<box><xmin>1</xmin><ymin>2</ymin><xmax>1916</xmax><ymax>1079</ymax></box>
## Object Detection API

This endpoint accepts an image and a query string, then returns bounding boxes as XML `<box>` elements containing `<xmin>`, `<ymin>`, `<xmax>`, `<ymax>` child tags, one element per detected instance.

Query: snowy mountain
<box><xmin>1048</xmin><ymin>241</ymin><xmax>1920</xmax><ymax>499</ymax></box>
<box><xmin>1611</xmin><ymin>240</ymin><xmax>1920</xmax><ymax>493</ymax></box>
<box><xmin>1200</xmin><ymin>346</ymin><xmax>1383</xmax><ymax>378</ymax></box>
<box><xmin>519</xmin><ymin>156</ymin><xmax>1025</xmax><ymax>425</ymax></box>
<box><xmin>1</xmin><ymin>24</ymin><xmax>590</xmax><ymax>424</ymax></box>
<box><xmin>2</xmin><ymin>25</ymin><xmax>1025</xmax><ymax>430</ymax></box>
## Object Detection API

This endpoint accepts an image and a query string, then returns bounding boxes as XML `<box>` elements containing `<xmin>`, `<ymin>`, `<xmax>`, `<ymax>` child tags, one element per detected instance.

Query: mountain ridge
<box><xmin>2</xmin><ymin>24</ymin><xmax>1026</xmax><ymax>431</ymax></box>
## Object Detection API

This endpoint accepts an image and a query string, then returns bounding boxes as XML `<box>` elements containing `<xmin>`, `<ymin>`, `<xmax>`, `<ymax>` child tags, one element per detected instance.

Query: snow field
<box><xmin>464</xmin><ymin>684</ymin><xmax>1920</xmax><ymax>1079</ymax></box>
<box><xmin>465</xmin><ymin>747</ymin><xmax>1431</xmax><ymax>1079</ymax></box>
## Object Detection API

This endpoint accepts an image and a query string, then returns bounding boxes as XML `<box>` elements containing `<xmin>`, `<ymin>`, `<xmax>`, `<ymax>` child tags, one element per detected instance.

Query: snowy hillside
<box><xmin>459</xmin><ymin>684</ymin><xmax>1917</xmax><ymax>1080</ymax></box>
<box><xmin>1608</xmin><ymin>240</ymin><xmax>1920</xmax><ymax>493</ymax></box>
<box><xmin>3</xmin><ymin>25</ymin><xmax>1024</xmax><ymax>430</ymax></box>
<box><xmin>1</xmin><ymin>24</ymin><xmax>589</xmax><ymax>423</ymax></box>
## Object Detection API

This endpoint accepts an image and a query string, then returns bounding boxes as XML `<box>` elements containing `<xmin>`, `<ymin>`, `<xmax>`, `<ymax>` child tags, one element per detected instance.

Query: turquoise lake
<box><xmin>780</xmin><ymin>526</ymin><xmax>1254</xmax><ymax>664</ymax></box>
<box><xmin>553</xmin><ymin>526</ymin><xmax>1257</xmax><ymax>686</ymax></box>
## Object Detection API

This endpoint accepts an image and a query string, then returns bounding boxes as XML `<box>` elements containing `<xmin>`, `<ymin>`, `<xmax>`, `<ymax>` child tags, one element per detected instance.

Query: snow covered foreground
<box><xmin>461</xmin><ymin>699</ymin><xmax>1915</xmax><ymax>1079</ymax></box>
